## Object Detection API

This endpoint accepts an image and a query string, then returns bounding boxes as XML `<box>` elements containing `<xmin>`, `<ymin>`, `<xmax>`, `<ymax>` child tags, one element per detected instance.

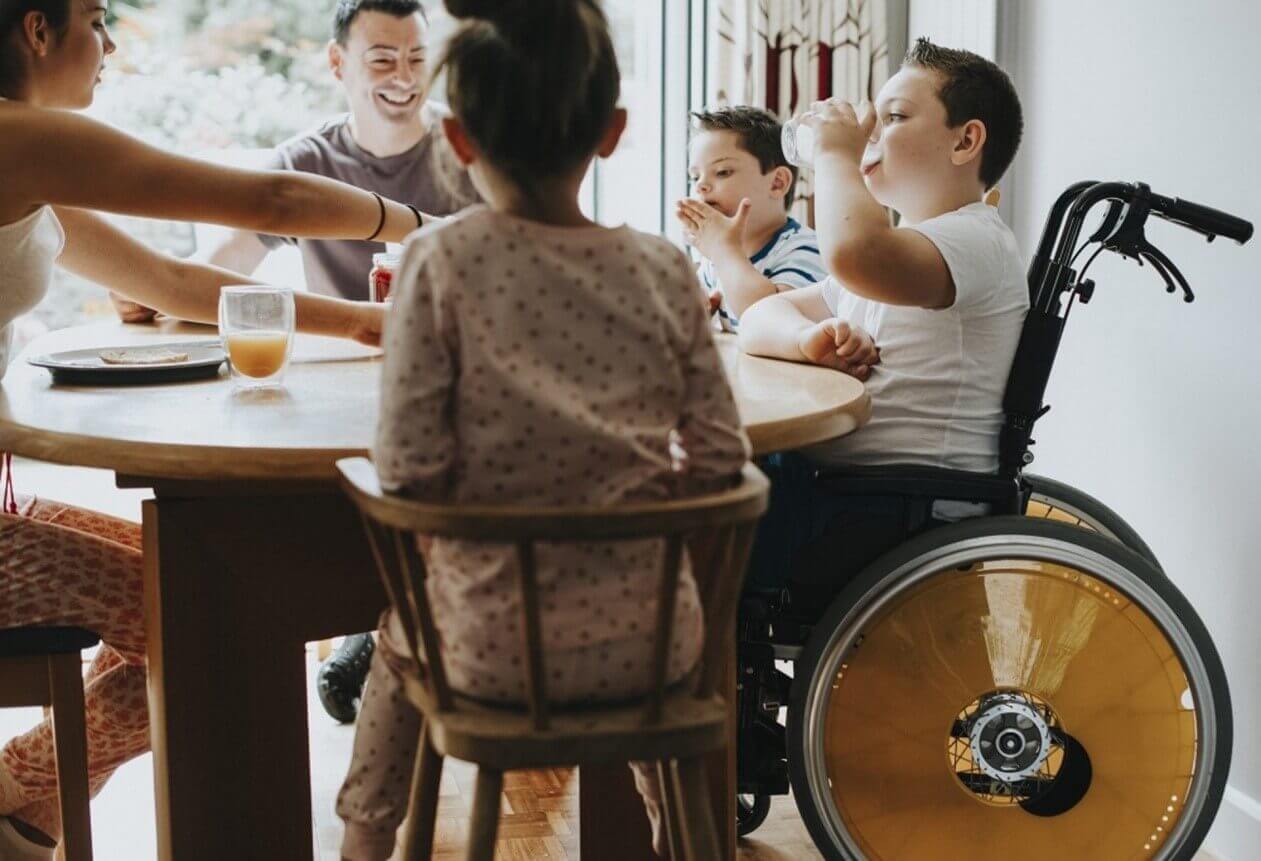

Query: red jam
<box><xmin>370</xmin><ymin>253</ymin><xmax>401</xmax><ymax>302</ymax></box>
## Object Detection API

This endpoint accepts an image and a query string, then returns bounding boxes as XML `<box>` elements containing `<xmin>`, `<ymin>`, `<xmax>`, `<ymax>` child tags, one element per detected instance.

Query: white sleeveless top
<box><xmin>0</xmin><ymin>206</ymin><xmax>64</xmax><ymax>379</ymax></box>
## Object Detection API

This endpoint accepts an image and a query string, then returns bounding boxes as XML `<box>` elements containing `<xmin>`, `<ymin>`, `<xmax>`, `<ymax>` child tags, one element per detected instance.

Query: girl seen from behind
<box><xmin>335</xmin><ymin>1</ymin><xmax>751</xmax><ymax>857</ymax></box>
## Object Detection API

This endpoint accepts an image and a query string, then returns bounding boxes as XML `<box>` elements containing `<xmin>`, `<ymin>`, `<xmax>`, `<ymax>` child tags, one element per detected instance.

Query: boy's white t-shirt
<box><xmin>806</xmin><ymin>201</ymin><xmax>1029</xmax><ymax>473</ymax></box>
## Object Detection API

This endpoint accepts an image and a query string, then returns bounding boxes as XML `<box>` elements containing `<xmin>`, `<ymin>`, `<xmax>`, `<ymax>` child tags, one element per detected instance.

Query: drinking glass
<box><xmin>782</xmin><ymin>113</ymin><xmax>818</xmax><ymax>168</ymax></box>
<box><xmin>218</xmin><ymin>286</ymin><xmax>295</xmax><ymax>389</ymax></box>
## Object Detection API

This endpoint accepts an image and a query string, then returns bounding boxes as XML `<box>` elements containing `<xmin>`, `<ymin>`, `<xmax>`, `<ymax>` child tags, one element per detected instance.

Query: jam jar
<box><xmin>369</xmin><ymin>252</ymin><xmax>401</xmax><ymax>302</ymax></box>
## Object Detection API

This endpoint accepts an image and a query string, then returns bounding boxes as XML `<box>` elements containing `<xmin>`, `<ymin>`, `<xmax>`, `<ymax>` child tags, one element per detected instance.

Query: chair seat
<box><xmin>403</xmin><ymin>676</ymin><xmax>729</xmax><ymax>772</ymax></box>
<box><xmin>0</xmin><ymin>627</ymin><xmax>100</xmax><ymax>659</ymax></box>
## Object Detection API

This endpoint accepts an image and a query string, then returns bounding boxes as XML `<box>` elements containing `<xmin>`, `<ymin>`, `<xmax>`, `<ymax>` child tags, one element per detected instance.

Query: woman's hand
<box><xmin>797</xmin><ymin>318</ymin><xmax>880</xmax><ymax>380</ymax></box>
<box><xmin>344</xmin><ymin>302</ymin><xmax>387</xmax><ymax>348</ymax></box>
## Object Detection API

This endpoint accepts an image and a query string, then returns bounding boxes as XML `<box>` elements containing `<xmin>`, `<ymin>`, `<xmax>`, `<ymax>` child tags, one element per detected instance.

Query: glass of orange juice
<box><xmin>218</xmin><ymin>286</ymin><xmax>295</xmax><ymax>389</ymax></box>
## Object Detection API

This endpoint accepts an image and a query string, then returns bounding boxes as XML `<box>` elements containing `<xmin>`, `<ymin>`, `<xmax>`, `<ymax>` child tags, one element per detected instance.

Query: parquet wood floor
<box><xmin>420</xmin><ymin>761</ymin><xmax>822</xmax><ymax>860</ymax></box>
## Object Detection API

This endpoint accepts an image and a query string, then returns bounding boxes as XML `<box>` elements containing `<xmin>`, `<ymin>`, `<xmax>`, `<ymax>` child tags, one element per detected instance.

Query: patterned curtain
<box><xmin>707</xmin><ymin>0</ymin><xmax>891</xmax><ymax>225</ymax></box>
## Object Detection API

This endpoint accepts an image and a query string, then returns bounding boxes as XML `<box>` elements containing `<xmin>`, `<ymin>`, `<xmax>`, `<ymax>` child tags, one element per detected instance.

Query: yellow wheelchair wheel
<box><xmin>788</xmin><ymin>517</ymin><xmax>1229</xmax><ymax>861</ymax></box>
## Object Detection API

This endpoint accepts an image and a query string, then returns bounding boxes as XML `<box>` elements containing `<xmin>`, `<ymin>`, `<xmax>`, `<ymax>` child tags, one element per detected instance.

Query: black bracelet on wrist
<box><xmin>406</xmin><ymin>204</ymin><xmax>423</xmax><ymax>229</ymax></box>
<box><xmin>366</xmin><ymin>192</ymin><xmax>387</xmax><ymax>241</ymax></box>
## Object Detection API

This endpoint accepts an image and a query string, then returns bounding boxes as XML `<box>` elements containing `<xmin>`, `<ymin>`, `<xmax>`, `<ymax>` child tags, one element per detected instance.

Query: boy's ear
<box><xmin>596</xmin><ymin>108</ymin><xmax>628</xmax><ymax>158</ymax></box>
<box><xmin>951</xmin><ymin>118</ymin><xmax>987</xmax><ymax>170</ymax></box>
<box><xmin>328</xmin><ymin>40</ymin><xmax>344</xmax><ymax>81</ymax></box>
<box><xmin>442</xmin><ymin>116</ymin><xmax>478</xmax><ymax>166</ymax></box>
<box><xmin>768</xmin><ymin>165</ymin><xmax>794</xmax><ymax>200</ymax></box>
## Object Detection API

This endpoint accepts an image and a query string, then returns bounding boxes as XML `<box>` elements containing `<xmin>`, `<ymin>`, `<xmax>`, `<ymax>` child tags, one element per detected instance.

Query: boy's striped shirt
<box><xmin>698</xmin><ymin>217</ymin><xmax>828</xmax><ymax>332</ymax></box>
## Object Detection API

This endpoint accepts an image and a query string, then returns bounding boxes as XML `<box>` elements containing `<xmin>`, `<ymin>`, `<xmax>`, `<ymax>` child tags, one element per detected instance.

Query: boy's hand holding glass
<box><xmin>803</xmin><ymin>98</ymin><xmax>878</xmax><ymax>165</ymax></box>
<box><xmin>798</xmin><ymin>318</ymin><xmax>880</xmax><ymax>381</ymax></box>
<box><xmin>676</xmin><ymin>197</ymin><xmax>751</xmax><ymax>261</ymax></box>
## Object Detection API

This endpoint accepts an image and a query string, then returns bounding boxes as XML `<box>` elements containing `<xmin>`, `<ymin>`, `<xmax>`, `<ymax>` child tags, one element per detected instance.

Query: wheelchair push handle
<box><xmin>1149</xmin><ymin>193</ymin><xmax>1254</xmax><ymax>244</ymax></box>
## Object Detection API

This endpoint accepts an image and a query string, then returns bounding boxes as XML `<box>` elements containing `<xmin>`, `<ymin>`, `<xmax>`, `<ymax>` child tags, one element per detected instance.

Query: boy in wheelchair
<box><xmin>728</xmin><ymin>36</ymin><xmax>1246</xmax><ymax>856</ymax></box>
<box><xmin>732</xmin><ymin>37</ymin><xmax>1028</xmax><ymax>823</ymax></box>
<box><xmin>739</xmin><ymin>37</ymin><xmax>1027</xmax><ymax>606</ymax></box>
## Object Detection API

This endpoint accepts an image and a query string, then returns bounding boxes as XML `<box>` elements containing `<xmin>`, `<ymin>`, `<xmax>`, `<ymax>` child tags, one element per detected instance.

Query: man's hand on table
<box><xmin>798</xmin><ymin>319</ymin><xmax>880</xmax><ymax>381</ymax></box>
<box><xmin>110</xmin><ymin>292</ymin><xmax>159</xmax><ymax>324</ymax></box>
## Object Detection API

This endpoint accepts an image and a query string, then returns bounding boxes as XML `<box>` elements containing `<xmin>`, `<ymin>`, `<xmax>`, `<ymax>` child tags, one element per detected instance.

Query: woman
<box><xmin>0</xmin><ymin>0</ymin><xmax>432</xmax><ymax>854</ymax></box>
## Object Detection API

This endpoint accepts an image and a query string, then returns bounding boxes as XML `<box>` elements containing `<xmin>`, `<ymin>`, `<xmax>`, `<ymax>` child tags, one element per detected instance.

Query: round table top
<box><xmin>0</xmin><ymin>320</ymin><xmax>869</xmax><ymax>481</ymax></box>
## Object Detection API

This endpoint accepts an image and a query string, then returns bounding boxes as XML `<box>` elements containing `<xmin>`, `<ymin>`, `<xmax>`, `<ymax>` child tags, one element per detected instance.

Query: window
<box><xmin>589</xmin><ymin>0</ymin><xmax>701</xmax><ymax>241</ymax></box>
<box><xmin>428</xmin><ymin>0</ymin><xmax>700</xmax><ymax>237</ymax></box>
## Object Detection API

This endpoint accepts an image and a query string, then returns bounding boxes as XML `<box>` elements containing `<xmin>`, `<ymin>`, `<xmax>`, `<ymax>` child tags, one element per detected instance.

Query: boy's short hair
<box><xmin>904</xmin><ymin>37</ymin><xmax>1023</xmax><ymax>189</ymax></box>
<box><xmin>691</xmin><ymin>106</ymin><xmax>798</xmax><ymax>210</ymax></box>
<box><xmin>334</xmin><ymin>0</ymin><xmax>426</xmax><ymax>45</ymax></box>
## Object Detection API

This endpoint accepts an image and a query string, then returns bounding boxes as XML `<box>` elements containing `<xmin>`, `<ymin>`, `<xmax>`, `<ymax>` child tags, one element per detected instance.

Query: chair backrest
<box><xmin>337</xmin><ymin>458</ymin><xmax>769</xmax><ymax>731</ymax></box>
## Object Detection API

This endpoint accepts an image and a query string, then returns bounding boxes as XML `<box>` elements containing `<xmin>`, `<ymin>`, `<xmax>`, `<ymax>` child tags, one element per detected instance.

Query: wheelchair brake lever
<box><xmin>1088</xmin><ymin>200</ymin><xmax>1126</xmax><ymax>244</ymax></box>
<box><xmin>1140</xmin><ymin>242</ymin><xmax>1195</xmax><ymax>303</ymax></box>
<box><xmin>1101</xmin><ymin>185</ymin><xmax>1154</xmax><ymax>261</ymax></box>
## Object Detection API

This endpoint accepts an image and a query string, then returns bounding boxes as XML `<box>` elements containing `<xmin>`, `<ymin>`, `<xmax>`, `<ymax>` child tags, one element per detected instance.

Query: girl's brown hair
<box><xmin>438</xmin><ymin>0</ymin><xmax>620</xmax><ymax>196</ymax></box>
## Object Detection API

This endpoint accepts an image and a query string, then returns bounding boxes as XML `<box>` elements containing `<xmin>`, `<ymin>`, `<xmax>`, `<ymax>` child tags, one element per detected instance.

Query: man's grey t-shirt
<box><xmin>259</xmin><ymin>104</ymin><xmax>480</xmax><ymax>300</ymax></box>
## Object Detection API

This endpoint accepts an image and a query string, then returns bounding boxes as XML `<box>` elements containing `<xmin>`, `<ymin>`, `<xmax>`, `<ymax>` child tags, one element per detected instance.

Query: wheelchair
<box><xmin>734</xmin><ymin>181</ymin><xmax>1253</xmax><ymax>859</ymax></box>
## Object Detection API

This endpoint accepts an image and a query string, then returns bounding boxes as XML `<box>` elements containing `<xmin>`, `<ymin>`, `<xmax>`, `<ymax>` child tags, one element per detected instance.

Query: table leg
<box><xmin>142</xmin><ymin>489</ymin><xmax>386</xmax><ymax>861</ymax></box>
<box><xmin>579</xmin><ymin>763</ymin><xmax>656</xmax><ymax>861</ymax></box>
<box><xmin>578</xmin><ymin>655</ymin><xmax>737</xmax><ymax>861</ymax></box>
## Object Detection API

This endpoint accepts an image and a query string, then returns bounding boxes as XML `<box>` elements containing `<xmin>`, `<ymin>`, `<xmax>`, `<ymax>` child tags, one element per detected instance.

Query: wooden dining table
<box><xmin>0</xmin><ymin>319</ymin><xmax>869</xmax><ymax>860</ymax></box>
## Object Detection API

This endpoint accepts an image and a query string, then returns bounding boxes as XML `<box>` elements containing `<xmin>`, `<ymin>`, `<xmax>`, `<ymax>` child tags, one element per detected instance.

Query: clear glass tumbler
<box><xmin>781</xmin><ymin>114</ymin><xmax>817</xmax><ymax>168</ymax></box>
<box><xmin>218</xmin><ymin>286</ymin><xmax>295</xmax><ymax>389</ymax></box>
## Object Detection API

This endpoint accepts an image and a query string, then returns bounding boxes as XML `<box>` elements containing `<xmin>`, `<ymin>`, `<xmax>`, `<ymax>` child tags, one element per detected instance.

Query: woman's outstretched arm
<box><xmin>55</xmin><ymin>207</ymin><xmax>385</xmax><ymax>345</ymax></box>
<box><xmin>0</xmin><ymin>102</ymin><xmax>433</xmax><ymax>244</ymax></box>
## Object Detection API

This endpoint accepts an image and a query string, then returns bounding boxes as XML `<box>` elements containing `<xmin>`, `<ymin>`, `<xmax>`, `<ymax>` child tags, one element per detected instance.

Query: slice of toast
<box><xmin>99</xmin><ymin>348</ymin><xmax>190</xmax><ymax>366</ymax></box>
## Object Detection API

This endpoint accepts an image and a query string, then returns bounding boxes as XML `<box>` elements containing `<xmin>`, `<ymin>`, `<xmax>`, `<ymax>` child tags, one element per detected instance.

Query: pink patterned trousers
<box><xmin>0</xmin><ymin>495</ymin><xmax>149</xmax><ymax>841</ymax></box>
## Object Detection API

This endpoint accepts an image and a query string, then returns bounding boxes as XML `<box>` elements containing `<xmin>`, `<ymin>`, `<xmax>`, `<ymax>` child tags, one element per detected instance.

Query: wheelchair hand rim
<box><xmin>1027</xmin><ymin>493</ymin><xmax>1118</xmax><ymax>538</ymax></box>
<box><xmin>795</xmin><ymin>528</ymin><xmax>1223</xmax><ymax>861</ymax></box>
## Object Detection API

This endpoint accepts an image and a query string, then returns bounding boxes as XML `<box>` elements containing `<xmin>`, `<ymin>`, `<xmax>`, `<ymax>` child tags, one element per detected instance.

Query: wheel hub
<box><xmin>968</xmin><ymin>693</ymin><xmax>1053</xmax><ymax>782</ymax></box>
<box><xmin>947</xmin><ymin>689</ymin><xmax>1063</xmax><ymax>805</ymax></box>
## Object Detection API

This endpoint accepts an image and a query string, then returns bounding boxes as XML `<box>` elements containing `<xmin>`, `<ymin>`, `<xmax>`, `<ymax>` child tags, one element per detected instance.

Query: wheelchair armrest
<box><xmin>813</xmin><ymin>464</ymin><xmax>1020</xmax><ymax>507</ymax></box>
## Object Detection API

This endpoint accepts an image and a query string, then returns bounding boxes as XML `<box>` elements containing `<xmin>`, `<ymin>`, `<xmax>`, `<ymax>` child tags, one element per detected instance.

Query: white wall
<box><xmin>1003</xmin><ymin>2</ymin><xmax>1261</xmax><ymax>857</ymax></box>
<box><xmin>908</xmin><ymin>0</ymin><xmax>997</xmax><ymax>59</ymax></box>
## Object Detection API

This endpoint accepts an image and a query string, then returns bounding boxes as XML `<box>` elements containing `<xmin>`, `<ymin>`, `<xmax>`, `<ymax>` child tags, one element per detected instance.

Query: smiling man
<box><xmin>115</xmin><ymin>0</ymin><xmax>478</xmax><ymax>308</ymax></box>
<box><xmin>251</xmin><ymin>0</ymin><xmax>478</xmax><ymax>299</ymax></box>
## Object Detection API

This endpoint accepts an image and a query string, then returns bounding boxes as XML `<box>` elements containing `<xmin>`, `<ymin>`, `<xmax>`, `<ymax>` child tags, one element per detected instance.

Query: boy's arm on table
<box><xmin>807</xmin><ymin>101</ymin><xmax>956</xmax><ymax>310</ymax></box>
<box><xmin>739</xmin><ymin>286</ymin><xmax>879</xmax><ymax>381</ymax></box>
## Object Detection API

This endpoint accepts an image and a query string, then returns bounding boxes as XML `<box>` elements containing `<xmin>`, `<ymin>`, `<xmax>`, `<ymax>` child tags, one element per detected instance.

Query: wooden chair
<box><xmin>336</xmin><ymin>458</ymin><xmax>768</xmax><ymax>861</ymax></box>
<box><xmin>0</xmin><ymin>627</ymin><xmax>97</xmax><ymax>861</ymax></box>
